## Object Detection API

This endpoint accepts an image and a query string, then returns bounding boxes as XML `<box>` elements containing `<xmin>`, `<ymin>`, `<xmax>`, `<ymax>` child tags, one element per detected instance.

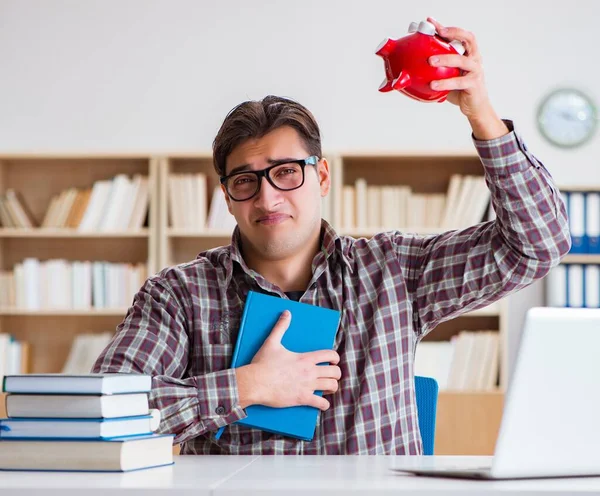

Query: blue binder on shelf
<box><xmin>567</xmin><ymin>191</ymin><xmax>587</xmax><ymax>254</ymax></box>
<box><xmin>215</xmin><ymin>290</ymin><xmax>341</xmax><ymax>441</ymax></box>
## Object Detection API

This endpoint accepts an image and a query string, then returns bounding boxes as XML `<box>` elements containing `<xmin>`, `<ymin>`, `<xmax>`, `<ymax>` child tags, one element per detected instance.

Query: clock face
<box><xmin>537</xmin><ymin>88</ymin><xmax>597</xmax><ymax>148</ymax></box>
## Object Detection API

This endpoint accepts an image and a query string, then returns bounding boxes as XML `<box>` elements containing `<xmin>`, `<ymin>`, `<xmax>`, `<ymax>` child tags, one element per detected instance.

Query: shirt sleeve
<box><xmin>396</xmin><ymin>120</ymin><xmax>571</xmax><ymax>337</ymax></box>
<box><xmin>91</xmin><ymin>276</ymin><xmax>247</xmax><ymax>444</ymax></box>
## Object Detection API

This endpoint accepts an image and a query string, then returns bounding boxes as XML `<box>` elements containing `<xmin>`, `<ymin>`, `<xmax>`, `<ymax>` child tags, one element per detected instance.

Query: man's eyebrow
<box><xmin>227</xmin><ymin>157</ymin><xmax>301</xmax><ymax>175</ymax></box>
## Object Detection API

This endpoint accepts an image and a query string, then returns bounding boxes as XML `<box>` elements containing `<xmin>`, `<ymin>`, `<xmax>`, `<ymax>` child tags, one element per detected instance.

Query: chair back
<box><xmin>414</xmin><ymin>375</ymin><xmax>439</xmax><ymax>455</ymax></box>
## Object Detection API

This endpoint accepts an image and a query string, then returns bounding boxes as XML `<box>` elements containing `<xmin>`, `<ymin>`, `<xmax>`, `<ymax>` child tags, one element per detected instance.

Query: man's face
<box><xmin>222</xmin><ymin>126</ymin><xmax>330</xmax><ymax>261</ymax></box>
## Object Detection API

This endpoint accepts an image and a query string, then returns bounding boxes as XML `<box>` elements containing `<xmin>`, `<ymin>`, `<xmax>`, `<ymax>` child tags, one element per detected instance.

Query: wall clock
<box><xmin>537</xmin><ymin>88</ymin><xmax>597</xmax><ymax>148</ymax></box>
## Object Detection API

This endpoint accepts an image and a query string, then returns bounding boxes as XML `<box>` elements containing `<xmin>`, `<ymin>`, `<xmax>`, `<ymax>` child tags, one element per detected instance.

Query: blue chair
<box><xmin>414</xmin><ymin>376</ymin><xmax>439</xmax><ymax>455</ymax></box>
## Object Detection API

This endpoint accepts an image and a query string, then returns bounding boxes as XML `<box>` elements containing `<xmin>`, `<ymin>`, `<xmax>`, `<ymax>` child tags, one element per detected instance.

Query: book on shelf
<box><xmin>168</xmin><ymin>173</ymin><xmax>208</xmax><ymax>230</ymax></box>
<box><xmin>0</xmin><ymin>334</ymin><xmax>29</xmax><ymax>381</ymax></box>
<box><xmin>341</xmin><ymin>174</ymin><xmax>490</xmax><ymax>232</ymax></box>
<box><xmin>5</xmin><ymin>392</ymin><xmax>150</xmax><ymax>419</ymax></box>
<box><xmin>3</xmin><ymin>373</ymin><xmax>152</xmax><ymax>395</ymax></box>
<box><xmin>62</xmin><ymin>332</ymin><xmax>113</xmax><ymax>375</ymax></box>
<box><xmin>34</xmin><ymin>174</ymin><xmax>150</xmax><ymax>231</ymax></box>
<box><xmin>415</xmin><ymin>330</ymin><xmax>499</xmax><ymax>391</ymax></box>
<box><xmin>0</xmin><ymin>258</ymin><xmax>147</xmax><ymax>310</ymax></box>
<box><xmin>168</xmin><ymin>174</ymin><xmax>237</xmax><ymax>232</ymax></box>
<box><xmin>216</xmin><ymin>290</ymin><xmax>341</xmax><ymax>441</ymax></box>
<box><xmin>0</xmin><ymin>189</ymin><xmax>37</xmax><ymax>228</ymax></box>
<box><xmin>545</xmin><ymin>263</ymin><xmax>600</xmax><ymax>308</ymax></box>
<box><xmin>0</xmin><ymin>434</ymin><xmax>174</xmax><ymax>472</ymax></box>
<box><xmin>0</xmin><ymin>414</ymin><xmax>155</xmax><ymax>439</ymax></box>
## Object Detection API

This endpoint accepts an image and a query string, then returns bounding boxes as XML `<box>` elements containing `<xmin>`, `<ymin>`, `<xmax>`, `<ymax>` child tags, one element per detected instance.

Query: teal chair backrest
<box><xmin>414</xmin><ymin>376</ymin><xmax>439</xmax><ymax>455</ymax></box>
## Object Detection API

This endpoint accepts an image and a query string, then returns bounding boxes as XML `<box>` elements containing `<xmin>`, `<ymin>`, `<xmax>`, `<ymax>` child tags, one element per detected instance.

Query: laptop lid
<box><xmin>491</xmin><ymin>307</ymin><xmax>600</xmax><ymax>479</ymax></box>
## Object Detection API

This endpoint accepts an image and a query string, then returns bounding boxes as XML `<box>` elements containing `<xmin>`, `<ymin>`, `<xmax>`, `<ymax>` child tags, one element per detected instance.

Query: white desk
<box><xmin>1</xmin><ymin>455</ymin><xmax>600</xmax><ymax>495</ymax></box>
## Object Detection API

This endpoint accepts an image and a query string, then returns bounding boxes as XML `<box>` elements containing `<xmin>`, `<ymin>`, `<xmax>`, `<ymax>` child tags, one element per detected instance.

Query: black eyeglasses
<box><xmin>220</xmin><ymin>155</ymin><xmax>319</xmax><ymax>202</ymax></box>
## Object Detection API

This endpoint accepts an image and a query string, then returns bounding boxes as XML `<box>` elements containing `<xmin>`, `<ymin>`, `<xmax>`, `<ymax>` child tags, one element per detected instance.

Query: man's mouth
<box><xmin>256</xmin><ymin>213</ymin><xmax>290</xmax><ymax>225</ymax></box>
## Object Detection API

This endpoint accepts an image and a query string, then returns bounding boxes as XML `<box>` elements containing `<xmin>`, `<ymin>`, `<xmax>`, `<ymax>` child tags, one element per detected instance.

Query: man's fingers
<box><xmin>431</xmin><ymin>73</ymin><xmax>479</xmax><ymax>92</ymax></box>
<box><xmin>317</xmin><ymin>365</ymin><xmax>342</xmax><ymax>380</ymax></box>
<box><xmin>266</xmin><ymin>310</ymin><xmax>291</xmax><ymax>344</ymax></box>
<box><xmin>315</xmin><ymin>378</ymin><xmax>339</xmax><ymax>393</ymax></box>
<box><xmin>429</xmin><ymin>54</ymin><xmax>479</xmax><ymax>73</ymax></box>
<box><xmin>426</xmin><ymin>17</ymin><xmax>480</xmax><ymax>58</ymax></box>
<box><xmin>304</xmin><ymin>349</ymin><xmax>340</xmax><ymax>365</ymax></box>
<box><xmin>307</xmin><ymin>394</ymin><xmax>331</xmax><ymax>411</ymax></box>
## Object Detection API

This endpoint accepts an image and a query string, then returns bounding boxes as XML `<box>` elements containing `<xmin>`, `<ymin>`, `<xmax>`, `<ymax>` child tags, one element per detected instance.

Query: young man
<box><xmin>92</xmin><ymin>19</ymin><xmax>571</xmax><ymax>454</ymax></box>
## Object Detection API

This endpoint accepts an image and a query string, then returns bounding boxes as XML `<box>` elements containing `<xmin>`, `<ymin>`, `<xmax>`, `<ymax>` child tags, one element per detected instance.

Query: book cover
<box><xmin>223</xmin><ymin>290</ymin><xmax>341</xmax><ymax>441</ymax></box>
<box><xmin>6</xmin><ymin>392</ymin><xmax>150</xmax><ymax>418</ymax></box>
<box><xmin>0</xmin><ymin>414</ymin><xmax>154</xmax><ymax>439</ymax></box>
<box><xmin>0</xmin><ymin>434</ymin><xmax>174</xmax><ymax>472</ymax></box>
<box><xmin>2</xmin><ymin>373</ymin><xmax>152</xmax><ymax>395</ymax></box>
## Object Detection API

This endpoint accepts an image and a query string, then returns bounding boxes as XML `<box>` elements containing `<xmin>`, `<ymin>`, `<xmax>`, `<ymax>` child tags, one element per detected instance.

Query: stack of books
<box><xmin>0</xmin><ymin>373</ymin><xmax>174</xmax><ymax>472</ymax></box>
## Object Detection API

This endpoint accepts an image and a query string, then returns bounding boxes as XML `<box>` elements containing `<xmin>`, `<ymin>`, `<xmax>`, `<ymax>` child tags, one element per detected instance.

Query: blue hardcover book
<box><xmin>217</xmin><ymin>290</ymin><xmax>341</xmax><ymax>441</ymax></box>
<box><xmin>0</xmin><ymin>414</ymin><xmax>154</xmax><ymax>439</ymax></box>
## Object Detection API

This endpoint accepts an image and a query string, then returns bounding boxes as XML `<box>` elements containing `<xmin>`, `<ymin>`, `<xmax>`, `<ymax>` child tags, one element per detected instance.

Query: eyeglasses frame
<box><xmin>219</xmin><ymin>155</ymin><xmax>320</xmax><ymax>202</ymax></box>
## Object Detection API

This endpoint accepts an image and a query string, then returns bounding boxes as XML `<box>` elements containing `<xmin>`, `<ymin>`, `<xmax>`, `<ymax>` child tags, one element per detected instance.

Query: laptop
<box><xmin>393</xmin><ymin>306</ymin><xmax>600</xmax><ymax>480</ymax></box>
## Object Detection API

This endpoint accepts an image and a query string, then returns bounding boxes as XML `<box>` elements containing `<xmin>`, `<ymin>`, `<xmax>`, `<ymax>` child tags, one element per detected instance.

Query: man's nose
<box><xmin>254</xmin><ymin>175</ymin><xmax>283</xmax><ymax>206</ymax></box>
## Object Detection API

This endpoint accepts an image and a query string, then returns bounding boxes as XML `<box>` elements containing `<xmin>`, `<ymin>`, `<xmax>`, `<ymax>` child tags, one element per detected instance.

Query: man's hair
<box><xmin>212</xmin><ymin>95</ymin><xmax>322</xmax><ymax>177</ymax></box>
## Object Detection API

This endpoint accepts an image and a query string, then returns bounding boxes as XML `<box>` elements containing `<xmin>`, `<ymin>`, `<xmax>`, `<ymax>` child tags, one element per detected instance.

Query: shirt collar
<box><xmin>224</xmin><ymin>220</ymin><xmax>353</xmax><ymax>287</ymax></box>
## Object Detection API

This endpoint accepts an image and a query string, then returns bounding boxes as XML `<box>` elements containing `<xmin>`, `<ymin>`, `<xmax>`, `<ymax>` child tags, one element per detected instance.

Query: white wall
<box><xmin>0</xmin><ymin>0</ymin><xmax>597</xmax><ymax>377</ymax></box>
<box><xmin>0</xmin><ymin>0</ymin><xmax>598</xmax><ymax>187</ymax></box>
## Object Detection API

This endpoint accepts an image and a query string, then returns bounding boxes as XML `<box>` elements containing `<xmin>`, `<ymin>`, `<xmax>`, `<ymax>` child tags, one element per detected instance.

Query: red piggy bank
<box><xmin>376</xmin><ymin>20</ymin><xmax>465</xmax><ymax>103</ymax></box>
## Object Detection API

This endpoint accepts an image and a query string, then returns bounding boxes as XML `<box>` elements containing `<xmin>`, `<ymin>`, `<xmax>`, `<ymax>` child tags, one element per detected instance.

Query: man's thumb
<box><xmin>268</xmin><ymin>310</ymin><xmax>291</xmax><ymax>344</ymax></box>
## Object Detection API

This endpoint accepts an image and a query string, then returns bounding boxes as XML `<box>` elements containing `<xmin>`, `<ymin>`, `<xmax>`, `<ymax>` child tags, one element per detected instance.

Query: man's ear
<box><xmin>318</xmin><ymin>158</ymin><xmax>331</xmax><ymax>197</ymax></box>
<box><xmin>221</xmin><ymin>184</ymin><xmax>234</xmax><ymax>215</ymax></box>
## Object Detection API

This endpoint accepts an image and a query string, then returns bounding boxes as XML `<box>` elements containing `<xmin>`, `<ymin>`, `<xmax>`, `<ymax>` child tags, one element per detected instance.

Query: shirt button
<box><xmin>215</xmin><ymin>406</ymin><xmax>226</xmax><ymax>415</ymax></box>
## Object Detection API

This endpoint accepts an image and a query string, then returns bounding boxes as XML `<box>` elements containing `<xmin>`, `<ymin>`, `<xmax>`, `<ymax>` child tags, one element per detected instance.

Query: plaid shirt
<box><xmin>93</xmin><ymin>122</ymin><xmax>570</xmax><ymax>454</ymax></box>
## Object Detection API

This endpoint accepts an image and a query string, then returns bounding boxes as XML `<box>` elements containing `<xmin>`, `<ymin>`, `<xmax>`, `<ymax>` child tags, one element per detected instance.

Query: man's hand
<box><xmin>427</xmin><ymin>17</ymin><xmax>509</xmax><ymax>140</ymax></box>
<box><xmin>236</xmin><ymin>310</ymin><xmax>341</xmax><ymax>411</ymax></box>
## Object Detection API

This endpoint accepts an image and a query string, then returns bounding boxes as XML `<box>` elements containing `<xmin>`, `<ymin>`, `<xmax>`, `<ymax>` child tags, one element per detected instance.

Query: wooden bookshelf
<box><xmin>0</xmin><ymin>154</ymin><xmax>158</xmax><ymax>377</ymax></box>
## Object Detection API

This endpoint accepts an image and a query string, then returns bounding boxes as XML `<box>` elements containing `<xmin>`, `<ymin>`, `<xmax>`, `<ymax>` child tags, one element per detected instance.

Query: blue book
<box><xmin>217</xmin><ymin>290</ymin><xmax>341</xmax><ymax>441</ymax></box>
<box><xmin>0</xmin><ymin>414</ymin><xmax>154</xmax><ymax>439</ymax></box>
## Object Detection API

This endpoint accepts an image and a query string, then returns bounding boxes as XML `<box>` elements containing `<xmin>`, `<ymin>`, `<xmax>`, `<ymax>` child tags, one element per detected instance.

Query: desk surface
<box><xmin>2</xmin><ymin>455</ymin><xmax>600</xmax><ymax>495</ymax></box>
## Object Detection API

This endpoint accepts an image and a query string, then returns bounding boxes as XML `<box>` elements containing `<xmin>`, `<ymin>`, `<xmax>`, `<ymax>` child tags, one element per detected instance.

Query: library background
<box><xmin>0</xmin><ymin>1</ymin><xmax>597</xmax><ymax>456</ymax></box>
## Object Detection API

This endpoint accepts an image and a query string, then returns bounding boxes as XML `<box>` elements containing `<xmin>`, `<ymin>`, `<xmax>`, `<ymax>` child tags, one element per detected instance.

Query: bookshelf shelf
<box><xmin>562</xmin><ymin>254</ymin><xmax>600</xmax><ymax>264</ymax></box>
<box><xmin>0</xmin><ymin>228</ymin><xmax>149</xmax><ymax>238</ymax></box>
<box><xmin>0</xmin><ymin>308</ymin><xmax>129</xmax><ymax>317</ymax></box>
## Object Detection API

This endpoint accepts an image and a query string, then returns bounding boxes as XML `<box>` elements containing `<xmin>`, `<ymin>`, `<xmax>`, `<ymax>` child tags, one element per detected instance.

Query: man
<box><xmin>93</xmin><ymin>18</ymin><xmax>571</xmax><ymax>455</ymax></box>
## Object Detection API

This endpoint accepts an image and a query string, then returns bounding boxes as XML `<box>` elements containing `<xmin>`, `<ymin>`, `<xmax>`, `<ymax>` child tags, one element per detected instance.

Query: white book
<box><xmin>99</xmin><ymin>175</ymin><xmax>132</xmax><ymax>231</ymax></box>
<box><xmin>0</xmin><ymin>414</ymin><xmax>154</xmax><ymax>439</ymax></box>
<box><xmin>77</xmin><ymin>180</ymin><xmax>111</xmax><ymax>231</ymax></box>
<box><xmin>22</xmin><ymin>258</ymin><xmax>41</xmax><ymax>310</ymax></box>
<box><xmin>6</xmin><ymin>392</ymin><xmax>150</xmax><ymax>419</ymax></box>
<box><xmin>366</xmin><ymin>186</ymin><xmax>381</xmax><ymax>229</ymax></box>
<box><xmin>0</xmin><ymin>434</ymin><xmax>173</xmax><ymax>472</ymax></box>
<box><xmin>3</xmin><ymin>373</ymin><xmax>152</xmax><ymax>395</ymax></box>
<box><xmin>440</xmin><ymin>174</ymin><xmax>463</xmax><ymax>229</ymax></box>
<box><xmin>128</xmin><ymin>177</ymin><xmax>149</xmax><ymax>229</ymax></box>
<box><xmin>569</xmin><ymin>192</ymin><xmax>585</xmax><ymax>250</ymax></box>
<box><xmin>568</xmin><ymin>264</ymin><xmax>584</xmax><ymax>308</ymax></box>
<box><xmin>118</xmin><ymin>174</ymin><xmax>142</xmax><ymax>230</ymax></box>
<box><xmin>206</xmin><ymin>186</ymin><xmax>221</xmax><ymax>229</ymax></box>
<box><xmin>342</xmin><ymin>185</ymin><xmax>355</xmax><ymax>230</ymax></box>
<box><xmin>354</xmin><ymin>178</ymin><xmax>368</xmax><ymax>229</ymax></box>
<box><xmin>467</xmin><ymin>176</ymin><xmax>490</xmax><ymax>226</ymax></box>
<box><xmin>546</xmin><ymin>264</ymin><xmax>567</xmax><ymax>307</ymax></box>
<box><xmin>195</xmin><ymin>173</ymin><xmax>208</xmax><ymax>230</ymax></box>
